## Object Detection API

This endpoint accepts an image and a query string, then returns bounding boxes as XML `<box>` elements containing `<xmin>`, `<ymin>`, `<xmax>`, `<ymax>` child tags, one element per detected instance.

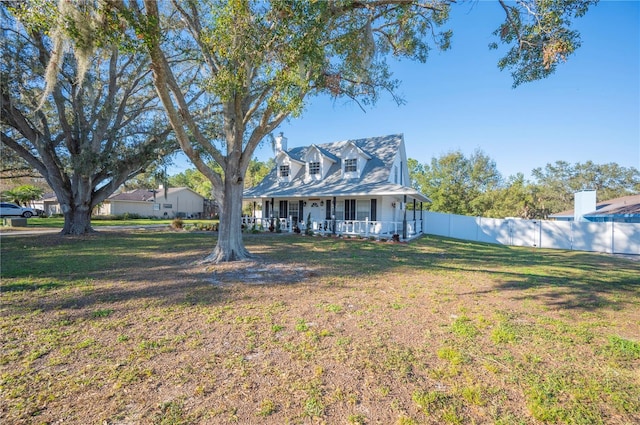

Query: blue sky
<box><xmin>169</xmin><ymin>0</ymin><xmax>640</xmax><ymax>181</ymax></box>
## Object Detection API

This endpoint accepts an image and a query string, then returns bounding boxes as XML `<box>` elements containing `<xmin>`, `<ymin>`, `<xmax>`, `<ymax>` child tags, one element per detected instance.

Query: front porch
<box><xmin>242</xmin><ymin>203</ymin><xmax>426</xmax><ymax>240</ymax></box>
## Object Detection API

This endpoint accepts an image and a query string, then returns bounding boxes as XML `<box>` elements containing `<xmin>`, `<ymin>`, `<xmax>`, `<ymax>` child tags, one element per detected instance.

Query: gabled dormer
<box><xmin>303</xmin><ymin>145</ymin><xmax>338</xmax><ymax>183</ymax></box>
<box><xmin>275</xmin><ymin>150</ymin><xmax>304</xmax><ymax>184</ymax></box>
<box><xmin>341</xmin><ymin>141</ymin><xmax>371</xmax><ymax>179</ymax></box>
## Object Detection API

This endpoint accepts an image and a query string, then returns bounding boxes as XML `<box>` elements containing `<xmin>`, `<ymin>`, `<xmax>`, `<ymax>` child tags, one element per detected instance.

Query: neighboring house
<box><xmin>97</xmin><ymin>186</ymin><xmax>205</xmax><ymax>218</ymax></box>
<box><xmin>37</xmin><ymin>186</ymin><xmax>206</xmax><ymax>218</ymax></box>
<box><xmin>32</xmin><ymin>192</ymin><xmax>61</xmax><ymax>216</ymax></box>
<box><xmin>243</xmin><ymin>133</ymin><xmax>430</xmax><ymax>239</ymax></box>
<box><xmin>550</xmin><ymin>192</ymin><xmax>640</xmax><ymax>223</ymax></box>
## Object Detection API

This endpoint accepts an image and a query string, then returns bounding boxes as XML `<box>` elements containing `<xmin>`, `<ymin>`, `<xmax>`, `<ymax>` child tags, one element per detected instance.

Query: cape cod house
<box><xmin>243</xmin><ymin>133</ymin><xmax>430</xmax><ymax>239</ymax></box>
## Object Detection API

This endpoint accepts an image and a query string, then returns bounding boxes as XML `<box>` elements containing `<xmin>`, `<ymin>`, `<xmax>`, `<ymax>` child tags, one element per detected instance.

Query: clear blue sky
<box><xmin>169</xmin><ymin>0</ymin><xmax>640</xmax><ymax>181</ymax></box>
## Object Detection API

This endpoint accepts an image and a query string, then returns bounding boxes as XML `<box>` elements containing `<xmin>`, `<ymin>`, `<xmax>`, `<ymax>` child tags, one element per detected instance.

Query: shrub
<box><xmin>171</xmin><ymin>218</ymin><xmax>184</xmax><ymax>230</ymax></box>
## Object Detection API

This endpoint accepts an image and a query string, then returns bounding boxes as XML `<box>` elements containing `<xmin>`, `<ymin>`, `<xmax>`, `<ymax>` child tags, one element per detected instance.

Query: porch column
<box><xmin>402</xmin><ymin>195</ymin><xmax>407</xmax><ymax>240</ymax></box>
<box><xmin>332</xmin><ymin>196</ymin><xmax>337</xmax><ymax>236</ymax></box>
<box><xmin>253</xmin><ymin>201</ymin><xmax>256</xmax><ymax>224</ymax></box>
<box><xmin>271</xmin><ymin>197</ymin><xmax>275</xmax><ymax>229</ymax></box>
<box><xmin>420</xmin><ymin>202</ymin><xmax>424</xmax><ymax>233</ymax></box>
<box><xmin>413</xmin><ymin>198</ymin><xmax>418</xmax><ymax>235</ymax></box>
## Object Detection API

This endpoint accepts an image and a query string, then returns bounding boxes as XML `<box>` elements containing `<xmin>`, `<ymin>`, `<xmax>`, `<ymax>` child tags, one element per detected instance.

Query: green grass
<box><xmin>1</xmin><ymin>232</ymin><xmax>639</xmax><ymax>424</ymax></box>
<box><xmin>7</xmin><ymin>216</ymin><xmax>219</xmax><ymax>228</ymax></box>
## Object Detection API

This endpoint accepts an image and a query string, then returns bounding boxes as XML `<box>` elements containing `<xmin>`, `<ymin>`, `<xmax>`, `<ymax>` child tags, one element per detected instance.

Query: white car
<box><xmin>0</xmin><ymin>202</ymin><xmax>37</xmax><ymax>218</ymax></box>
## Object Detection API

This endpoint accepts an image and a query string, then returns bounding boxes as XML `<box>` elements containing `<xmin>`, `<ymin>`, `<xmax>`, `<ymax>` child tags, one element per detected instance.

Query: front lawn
<box><xmin>13</xmin><ymin>216</ymin><xmax>219</xmax><ymax>228</ymax></box>
<box><xmin>1</xmin><ymin>232</ymin><xmax>638</xmax><ymax>424</ymax></box>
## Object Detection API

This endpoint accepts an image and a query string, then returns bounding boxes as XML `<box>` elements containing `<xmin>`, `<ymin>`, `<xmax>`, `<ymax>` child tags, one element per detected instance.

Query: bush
<box><xmin>171</xmin><ymin>218</ymin><xmax>184</xmax><ymax>230</ymax></box>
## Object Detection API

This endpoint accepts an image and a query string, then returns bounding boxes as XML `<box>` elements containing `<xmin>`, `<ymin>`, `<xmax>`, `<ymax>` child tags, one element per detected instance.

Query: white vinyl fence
<box><xmin>424</xmin><ymin>211</ymin><xmax>640</xmax><ymax>255</ymax></box>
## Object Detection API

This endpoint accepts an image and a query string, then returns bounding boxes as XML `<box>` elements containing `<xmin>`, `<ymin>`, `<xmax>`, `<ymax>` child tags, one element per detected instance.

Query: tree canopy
<box><xmin>1</xmin><ymin>184</ymin><xmax>45</xmax><ymax>207</ymax></box>
<box><xmin>0</xmin><ymin>2</ymin><xmax>176</xmax><ymax>234</ymax></box>
<box><xmin>409</xmin><ymin>153</ymin><xmax>639</xmax><ymax>219</ymax></box>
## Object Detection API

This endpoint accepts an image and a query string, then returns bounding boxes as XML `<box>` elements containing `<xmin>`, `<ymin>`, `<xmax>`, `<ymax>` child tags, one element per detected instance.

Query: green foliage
<box><xmin>531</xmin><ymin>160</ymin><xmax>640</xmax><ymax>215</ymax></box>
<box><xmin>490</xmin><ymin>0</ymin><xmax>598</xmax><ymax>87</ymax></box>
<box><xmin>451</xmin><ymin>315</ymin><xmax>479</xmax><ymax>339</ymax></box>
<box><xmin>91</xmin><ymin>309</ymin><xmax>113</xmax><ymax>318</ymax></box>
<box><xmin>295</xmin><ymin>319</ymin><xmax>309</xmax><ymax>332</ymax></box>
<box><xmin>410</xmin><ymin>153</ymin><xmax>639</xmax><ymax>218</ymax></box>
<box><xmin>1</xmin><ymin>3</ymin><xmax>176</xmax><ymax>235</ymax></box>
<box><xmin>602</xmin><ymin>335</ymin><xmax>640</xmax><ymax>362</ymax></box>
<box><xmin>1</xmin><ymin>185</ymin><xmax>45</xmax><ymax>206</ymax></box>
<box><xmin>415</xmin><ymin>150</ymin><xmax>502</xmax><ymax>216</ymax></box>
<box><xmin>257</xmin><ymin>399</ymin><xmax>277</xmax><ymax>417</ymax></box>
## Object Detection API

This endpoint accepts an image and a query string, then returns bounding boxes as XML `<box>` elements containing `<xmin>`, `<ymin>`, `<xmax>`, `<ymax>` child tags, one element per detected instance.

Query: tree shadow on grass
<box><xmin>407</xmin><ymin>236</ymin><xmax>640</xmax><ymax>312</ymax></box>
<box><xmin>1</xmin><ymin>232</ymin><xmax>638</xmax><ymax>316</ymax></box>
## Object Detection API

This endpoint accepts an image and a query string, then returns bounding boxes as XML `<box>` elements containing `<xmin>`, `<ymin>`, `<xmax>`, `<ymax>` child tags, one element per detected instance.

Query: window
<box><xmin>309</xmin><ymin>162</ymin><xmax>320</xmax><ymax>175</ymax></box>
<box><xmin>279</xmin><ymin>200</ymin><xmax>288</xmax><ymax>218</ymax></box>
<box><xmin>163</xmin><ymin>203</ymin><xmax>172</xmax><ymax>209</ymax></box>
<box><xmin>356</xmin><ymin>200</ymin><xmax>369</xmax><ymax>221</ymax></box>
<box><xmin>289</xmin><ymin>201</ymin><xmax>299</xmax><ymax>222</ymax></box>
<box><xmin>279</xmin><ymin>165</ymin><xmax>290</xmax><ymax>177</ymax></box>
<box><xmin>344</xmin><ymin>158</ymin><xmax>357</xmax><ymax>173</ymax></box>
<box><xmin>344</xmin><ymin>199</ymin><xmax>356</xmax><ymax>221</ymax></box>
<box><xmin>334</xmin><ymin>201</ymin><xmax>344</xmax><ymax>220</ymax></box>
<box><xmin>325</xmin><ymin>200</ymin><xmax>332</xmax><ymax>220</ymax></box>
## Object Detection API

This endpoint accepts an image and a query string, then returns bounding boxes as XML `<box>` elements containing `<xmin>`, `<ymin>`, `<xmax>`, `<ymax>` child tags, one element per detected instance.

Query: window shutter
<box><xmin>370</xmin><ymin>199</ymin><xmax>377</xmax><ymax>221</ymax></box>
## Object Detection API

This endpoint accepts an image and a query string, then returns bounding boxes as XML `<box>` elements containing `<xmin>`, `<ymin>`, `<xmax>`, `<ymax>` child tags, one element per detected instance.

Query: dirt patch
<box><xmin>201</xmin><ymin>259</ymin><xmax>315</xmax><ymax>285</ymax></box>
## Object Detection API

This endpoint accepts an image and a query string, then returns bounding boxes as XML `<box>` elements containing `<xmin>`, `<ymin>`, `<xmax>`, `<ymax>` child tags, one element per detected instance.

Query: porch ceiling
<box><xmin>244</xmin><ymin>182</ymin><xmax>431</xmax><ymax>203</ymax></box>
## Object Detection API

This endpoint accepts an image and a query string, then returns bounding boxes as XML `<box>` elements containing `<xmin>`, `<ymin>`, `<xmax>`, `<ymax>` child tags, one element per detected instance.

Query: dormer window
<box><xmin>344</xmin><ymin>158</ymin><xmax>357</xmax><ymax>173</ymax></box>
<box><xmin>309</xmin><ymin>162</ymin><xmax>320</xmax><ymax>175</ymax></box>
<box><xmin>279</xmin><ymin>165</ymin><xmax>290</xmax><ymax>178</ymax></box>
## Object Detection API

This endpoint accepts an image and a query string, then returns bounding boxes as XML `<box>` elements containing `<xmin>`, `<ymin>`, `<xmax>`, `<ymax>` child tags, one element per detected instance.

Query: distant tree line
<box><xmin>409</xmin><ymin>151</ymin><xmax>640</xmax><ymax>219</ymax></box>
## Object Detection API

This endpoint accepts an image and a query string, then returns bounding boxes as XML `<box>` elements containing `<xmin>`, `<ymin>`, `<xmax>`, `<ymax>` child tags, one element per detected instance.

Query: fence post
<box><xmin>610</xmin><ymin>221</ymin><xmax>614</xmax><ymax>254</ymax></box>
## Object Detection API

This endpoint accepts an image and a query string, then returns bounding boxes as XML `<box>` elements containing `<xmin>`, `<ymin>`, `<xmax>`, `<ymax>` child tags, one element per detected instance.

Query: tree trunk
<box><xmin>60</xmin><ymin>203</ymin><xmax>94</xmax><ymax>235</ymax></box>
<box><xmin>203</xmin><ymin>177</ymin><xmax>250</xmax><ymax>263</ymax></box>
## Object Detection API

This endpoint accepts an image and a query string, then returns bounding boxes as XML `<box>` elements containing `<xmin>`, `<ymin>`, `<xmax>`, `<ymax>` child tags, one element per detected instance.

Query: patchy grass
<box><xmin>1</xmin><ymin>232</ymin><xmax>639</xmax><ymax>424</ymax></box>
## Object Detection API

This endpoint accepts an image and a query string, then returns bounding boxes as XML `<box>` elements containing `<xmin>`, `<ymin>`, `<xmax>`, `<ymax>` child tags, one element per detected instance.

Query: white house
<box><xmin>32</xmin><ymin>192</ymin><xmax>61</xmax><ymax>216</ymax></box>
<box><xmin>243</xmin><ymin>133</ymin><xmax>430</xmax><ymax>239</ymax></box>
<box><xmin>97</xmin><ymin>186</ymin><xmax>205</xmax><ymax>218</ymax></box>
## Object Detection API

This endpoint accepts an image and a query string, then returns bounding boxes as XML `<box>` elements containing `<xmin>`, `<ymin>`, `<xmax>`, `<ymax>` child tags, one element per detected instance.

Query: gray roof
<box><xmin>244</xmin><ymin>134</ymin><xmax>430</xmax><ymax>202</ymax></box>
<box><xmin>109</xmin><ymin>187</ymin><xmax>203</xmax><ymax>202</ymax></box>
<box><xmin>550</xmin><ymin>194</ymin><xmax>640</xmax><ymax>218</ymax></box>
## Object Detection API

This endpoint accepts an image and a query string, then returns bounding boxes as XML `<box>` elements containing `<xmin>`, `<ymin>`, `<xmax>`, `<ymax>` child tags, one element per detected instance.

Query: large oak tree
<box><xmin>0</xmin><ymin>2</ymin><xmax>175</xmax><ymax>234</ymax></box>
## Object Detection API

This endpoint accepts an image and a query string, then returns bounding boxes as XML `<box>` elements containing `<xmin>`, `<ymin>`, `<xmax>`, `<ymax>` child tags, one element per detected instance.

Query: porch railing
<box><xmin>242</xmin><ymin>216</ymin><xmax>423</xmax><ymax>239</ymax></box>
